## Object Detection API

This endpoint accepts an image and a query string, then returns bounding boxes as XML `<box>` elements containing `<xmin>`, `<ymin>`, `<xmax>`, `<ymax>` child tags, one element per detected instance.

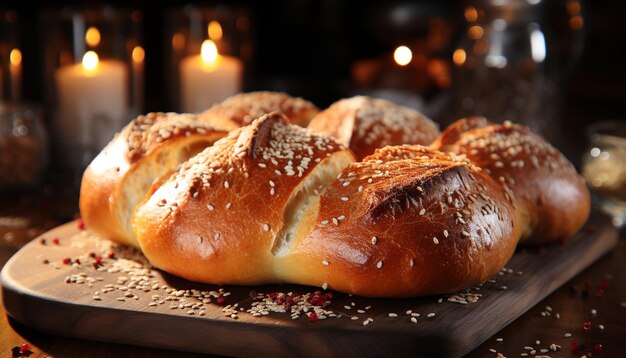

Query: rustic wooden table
<box><xmin>1</xmin><ymin>190</ymin><xmax>625</xmax><ymax>358</ymax></box>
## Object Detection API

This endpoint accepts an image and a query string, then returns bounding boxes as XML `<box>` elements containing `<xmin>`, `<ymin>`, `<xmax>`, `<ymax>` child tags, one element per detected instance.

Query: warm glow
<box><xmin>208</xmin><ymin>21</ymin><xmax>223</xmax><ymax>41</ymax></box>
<box><xmin>201</xmin><ymin>40</ymin><xmax>218</xmax><ymax>65</ymax></box>
<box><xmin>85</xmin><ymin>27</ymin><xmax>101</xmax><ymax>47</ymax></box>
<box><xmin>453</xmin><ymin>49</ymin><xmax>466</xmax><ymax>65</ymax></box>
<box><xmin>132</xmin><ymin>46</ymin><xmax>145</xmax><ymax>63</ymax></box>
<box><xmin>468</xmin><ymin>26</ymin><xmax>484</xmax><ymax>40</ymax></box>
<box><xmin>172</xmin><ymin>33</ymin><xmax>185</xmax><ymax>50</ymax></box>
<box><xmin>570</xmin><ymin>15</ymin><xmax>584</xmax><ymax>29</ymax></box>
<box><xmin>464</xmin><ymin>6</ymin><xmax>478</xmax><ymax>22</ymax></box>
<box><xmin>10</xmin><ymin>48</ymin><xmax>22</xmax><ymax>66</ymax></box>
<box><xmin>567</xmin><ymin>0</ymin><xmax>581</xmax><ymax>15</ymax></box>
<box><xmin>82</xmin><ymin>51</ymin><xmax>99</xmax><ymax>71</ymax></box>
<box><xmin>393</xmin><ymin>46</ymin><xmax>412</xmax><ymax>66</ymax></box>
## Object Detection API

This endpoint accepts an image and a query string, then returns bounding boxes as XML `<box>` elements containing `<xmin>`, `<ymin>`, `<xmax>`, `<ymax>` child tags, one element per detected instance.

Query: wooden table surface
<box><xmin>1</xmin><ymin>190</ymin><xmax>625</xmax><ymax>358</ymax></box>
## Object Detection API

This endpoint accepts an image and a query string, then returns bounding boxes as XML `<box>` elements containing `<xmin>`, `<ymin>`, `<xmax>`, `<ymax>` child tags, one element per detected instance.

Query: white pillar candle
<box><xmin>54</xmin><ymin>51</ymin><xmax>128</xmax><ymax>159</ymax></box>
<box><xmin>180</xmin><ymin>40</ymin><xmax>242</xmax><ymax>113</ymax></box>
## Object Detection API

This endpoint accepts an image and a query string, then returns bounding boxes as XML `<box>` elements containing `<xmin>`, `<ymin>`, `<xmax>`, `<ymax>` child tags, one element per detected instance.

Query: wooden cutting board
<box><xmin>1</xmin><ymin>211</ymin><xmax>618</xmax><ymax>358</ymax></box>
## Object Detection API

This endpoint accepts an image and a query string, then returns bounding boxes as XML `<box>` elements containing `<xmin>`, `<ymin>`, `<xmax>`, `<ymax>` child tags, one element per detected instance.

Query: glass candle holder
<box><xmin>41</xmin><ymin>7</ymin><xmax>143</xmax><ymax>170</ymax></box>
<box><xmin>1</xmin><ymin>10</ymin><xmax>21</xmax><ymax>104</ymax></box>
<box><xmin>582</xmin><ymin>120</ymin><xmax>626</xmax><ymax>228</ymax></box>
<box><xmin>165</xmin><ymin>5</ymin><xmax>252</xmax><ymax>113</ymax></box>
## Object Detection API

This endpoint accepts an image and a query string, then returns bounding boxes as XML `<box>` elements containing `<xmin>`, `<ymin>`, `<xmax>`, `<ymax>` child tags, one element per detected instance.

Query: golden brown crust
<box><xmin>432</xmin><ymin>118</ymin><xmax>590</xmax><ymax>244</ymax></box>
<box><xmin>282</xmin><ymin>146</ymin><xmax>520</xmax><ymax>297</ymax></box>
<box><xmin>198</xmin><ymin>91</ymin><xmax>319</xmax><ymax>128</ymax></box>
<box><xmin>308</xmin><ymin>96</ymin><xmax>440</xmax><ymax>160</ymax></box>
<box><xmin>132</xmin><ymin>112</ymin><xmax>354</xmax><ymax>284</ymax></box>
<box><xmin>80</xmin><ymin>112</ymin><xmax>229</xmax><ymax>247</ymax></box>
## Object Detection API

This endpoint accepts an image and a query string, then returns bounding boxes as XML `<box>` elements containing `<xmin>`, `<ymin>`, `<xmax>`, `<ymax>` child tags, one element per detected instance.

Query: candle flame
<box><xmin>82</xmin><ymin>51</ymin><xmax>99</xmax><ymax>71</ymax></box>
<box><xmin>393</xmin><ymin>46</ymin><xmax>412</xmax><ymax>66</ymax></box>
<box><xmin>201</xmin><ymin>40</ymin><xmax>218</xmax><ymax>65</ymax></box>
<box><xmin>86</xmin><ymin>27</ymin><xmax>101</xmax><ymax>47</ymax></box>
<box><xmin>208</xmin><ymin>21</ymin><xmax>223</xmax><ymax>41</ymax></box>
<box><xmin>132</xmin><ymin>46</ymin><xmax>145</xmax><ymax>63</ymax></box>
<box><xmin>10</xmin><ymin>48</ymin><xmax>22</xmax><ymax>66</ymax></box>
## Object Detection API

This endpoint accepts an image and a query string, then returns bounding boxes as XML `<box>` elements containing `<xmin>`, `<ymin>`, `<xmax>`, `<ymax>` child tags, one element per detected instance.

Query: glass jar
<box><xmin>0</xmin><ymin>104</ymin><xmax>48</xmax><ymax>192</ymax></box>
<box><xmin>451</xmin><ymin>0</ymin><xmax>560</xmax><ymax>140</ymax></box>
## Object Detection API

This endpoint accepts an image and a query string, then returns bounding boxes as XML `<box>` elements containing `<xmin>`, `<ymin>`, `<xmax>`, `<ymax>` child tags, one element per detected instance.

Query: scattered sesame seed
<box><xmin>214</xmin><ymin>232</ymin><xmax>220</xmax><ymax>240</ymax></box>
<box><xmin>419</xmin><ymin>208</ymin><xmax>426</xmax><ymax>216</ymax></box>
<box><xmin>341</xmin><ymin>196</ymin><xmax>349</xmax><ymax>202</ymax></box>
<box><xmin>225</xmin><ymin>202</ymin><xmax>232</xmax><ymax>209</ymax></box>
<box><xmin>388</xmin><ymin>313</ymin><xmax>398</xmax><ymax>317</ymax></box>
<box><xmin>496</xmin><ymin>338</ymin><xmax>503</xmax><ymax>342</ymax></box>
<box><xmin>433</xmin><ymin>237</ymin><xmax>439</xmax><ymax>245</ymax></box>
<box><xmin>224</xmin><ymin>180</ymin><xmax>230</xmax><ymax>189</ymax></box>
<box><xmin>371</xmin><ymin>236</ymin><xmax>378</xmax><ymax>245</ymax></box>
<box><xmin>489</xmin><ymin>348</ymin><xmax>497</xmax><ymax>353</ymax></box>
<box><xmin>427</xmin><ymin>313</ymin><xmax>436</xmax><ymax>318</ymax></box>
<box><xmin>207</xmin><ymin>204</ymin><xmax>214</xmax><ymax>211</ymax></box>
<box><xmin>263</xmin><ymin>224</ymin><xmax>270</xmax><ymax>232</ymax></box>
<box><xmin>564</xmin><ymin>333</ymin><xmax>572</xmax><ymax>337</ymax></box>
<box><xmin>322</xmin><ymin>282</ymin><xmax>328</xmax><ymax>290</ymax></box>
<box><xmin>376</xmin><ymin>261</ymin><xmax>383</xmax><ymax>269</ymax></box>
<box><xmin>322</xmin><ymin>260</ymin><xmax>330</xmax><ymax>266</ymax></box>
<box><xmin>462</xmin><ymin>231</ymin><xmax>471</xmax><ymax>237</ymax></box>
<box><xmin>443</xmin><ymin>230</ymin><xmax>449</xmax><ymax>238</ymax></box>
<box><xmin>599</xmin><ymin>324</ymin><xmax>605</xmax><ymax>330</ymax></box>
<box><xmin>410</xmin><ymin>317</ymin><xmax>417</xmax><ymax>323</ymax></box>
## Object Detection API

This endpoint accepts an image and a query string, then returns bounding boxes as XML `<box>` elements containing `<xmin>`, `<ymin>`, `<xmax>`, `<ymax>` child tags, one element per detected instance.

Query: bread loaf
<box><xmin>199</xmin><ymin>91</ymin><xmax>319</xmax><ymax>129</ymax></box>
<box><xmin>307</xmin><ymin>96</ymin><xmax>440</xmax><ymax>160</ymax></box>
<box><xmin>80</xmin><ymin>99</ymin><xmax>591</xmax><ymax>297</ymax></box>
<box><xmin>432</xmin><ymin>117</ymin><xmax>590</xmax><ymax>244</ymax></box>
<box><xmin>132</xmin><ymin>112</ymin><xmax>355</xmax><ymax>284</ymax></box>
<box><xmin>80</xmin><ymin>112</ymin><xmax>230</xmax><ymax>247</ymax></box>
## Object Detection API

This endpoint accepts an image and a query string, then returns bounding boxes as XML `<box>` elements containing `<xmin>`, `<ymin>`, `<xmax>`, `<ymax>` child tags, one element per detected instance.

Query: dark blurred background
<box><xmin>3</xmin><ymin>0</ymin><xmax>626</xmax><ymax>147</ymax></box>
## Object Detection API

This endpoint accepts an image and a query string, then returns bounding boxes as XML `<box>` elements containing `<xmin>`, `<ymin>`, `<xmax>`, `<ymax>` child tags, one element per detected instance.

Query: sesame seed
<box><xmin>443</xmin><ymin>230</ymin><xmax>449</xmax><ymax>238</ymax></box>
<box><xmin>599</xmin><ymin>324</ymin><xmax>605</xmax><ymax>330</ymax></box>
<box><xmin>207</xmin><ymin>204</ymin><xmax>214</xmax><ymax>211</ymax></box>
<box><xmin>462</xmin><ymin>231</ymin><xmax>471</xmax><ymax>237</ymax></box>
<box><xmin>269</xmin><ymin>180</ymin><xmax>275</xmax><ymax>187</ymax></box>
<box><xmin>258</xmin><ymin>163</ymin><xmax>267</xmax><ymax>168</ymax></box>
<box><xmin>496</xmin><ymin>338</ymin><xmax>503</xmax><ymax>342</ymax></box>
<box><xmin>564</xmin><ymin>333</ymin><xmax>572</xmax><ymax>337</ymax></box>
<box><xmin>410</xmin><ymin>259</ymin><xmax>414</xmax><ymax>267</ymax></box>
<box><xmin>322</xmin><ymin>260</ymin><xmax>330</xmax><ymax>266</ymax></box>
<box><xmin>371</xmin><ymin>236</ymin><xmax>378</xmax><ymax>245</ymax></box>
<box><xmin>320</xmin><ymin>220</ymin><xmax>329</xmax><ymax>225</ymax></box>
<box><xmin>263</xmin><ymin>224</ymin><xmax>270</xmax><ymax>231</ymax></box>
<box><xmin>427</xmin><ymin>313</ymin><xmax>435</xmax><ymax>318</ymax></box>
<box><xmin>224</xmin><ymin>180</ymin><xmax>229</xmax><ymax>189</ymax></box>
<box><xmin>410</xmin><ymin>317</ymin><xmax>417</xmax><ymax>323</ymax></box>
<box><xmin>225</xmin><ymin>202</ymin><xmax>232</xmax><ymax>209</ymax></box>
<box><xmin>376</xmin><ymin>260</ymin><xmax>383</xmax><ymax>269</ymax></box>
<box><xmin>358</xmin><ymin>186</ymin><xmax>363</xmax><ymax>192</ymax></box>
<box><xmin>214</xmin><ymin>232</ymin><xmax>220</xmax><ymax>240</ymax></box>
<box><xmin>322</xmin><ymin>282</ymin><xmax>328</xmax><ymax>290</ymax></box>
<box><xmin>341</xmin><ymin>196</ymin><xmax>349</xmax><ymax>201</ymax></box>
<box><xmin>489</xmin><ymin>349</ymin><xmax>497</xmax><ymax>353</ymax></box>
<box><xmin>274</xmin><ymin>170</ymin><xmax>282</xmax><ymax>176</ymax></box>
<box><xmin>337</xmin><ymin>215</ymin><xmax>346</xmax><ymax>220</ymax></box>
<box><xmin>433</xmin><ymin>237</ymin><xmax>439</xmax><ymax>245</ymax></box>
<box><xmin>388</xmin><ymin>313</ymin><xmax>398</xmax><ymax>317</ymax></box>
<box><xmin>419</xmin><ymin>208</ymin><xmax>426</xmax><ymax>215</ymax></box>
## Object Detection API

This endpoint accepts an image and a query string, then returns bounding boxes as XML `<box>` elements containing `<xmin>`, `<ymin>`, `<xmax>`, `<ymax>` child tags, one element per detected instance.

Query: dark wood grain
<box><xmin>0</xmin><ymin>212</ymin><xmax>618</xmax><ymax>358</ymax></box>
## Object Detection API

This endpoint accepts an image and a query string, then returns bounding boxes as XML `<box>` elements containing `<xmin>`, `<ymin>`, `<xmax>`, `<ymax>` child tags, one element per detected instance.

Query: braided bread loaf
<box><xmin>80</xmin><ymin>97</ymin><xmax>590</xmax><ymax>297</ymax></box>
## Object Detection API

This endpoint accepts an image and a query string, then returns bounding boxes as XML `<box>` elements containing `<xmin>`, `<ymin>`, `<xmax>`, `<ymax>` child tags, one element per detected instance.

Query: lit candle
<box><xmin>179</xmin><ymin>39</ymin><xmax>242</xmax><ymax>113</ymax></box>
<box><xmin>9</xmin><ymin>48</ymin><xmax>22</xmax><ymax>102</ymax></box>
<box><xmin>132</xmin><ymin>46</ymin><xmax>145</xmax><ymax>114</ymax></box>
<box><xmin>54</xmin><ymin>51</ymin><xmax>128</xmax><ymax>154</ymax></box>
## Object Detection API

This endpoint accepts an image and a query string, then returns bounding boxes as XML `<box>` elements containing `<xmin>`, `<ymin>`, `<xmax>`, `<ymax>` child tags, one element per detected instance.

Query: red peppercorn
<box><xmin>594</xmin><ymin>343</ymin><xmax>603</xmax><ymax>353</ymax></box>
<box><xmin>77</xmin><ymin>219</ymin><xmax>86</xmax><ymax>230</ymax></box>
<box><xmin>52</xmin><ymin>237</ymin><xmax>60</xmax><ymax>245</ymax></box>
<box><xmin>62</xmin><ymin>258</ymin><xmax>71</xmax><ymax>265</ymax></box>
<box><xmin>19</xmin><ymin>343</ymin><xmax>30</xmax><ymax>353</ymax></box>
<box><xmin>310</xmin><ymin>297</ymin><xmax>325</xmax><ymax>306</ymax></box>
<box><xmin>583</xmin><ymin>320</ymin><xmax>592</xmax><ymax>330</ymax></box>
<box><xmin>216</xmin><ymin>297</ymin><xmax>225</xmax><ymax>304</ymax></box>
<box><xmin>95</xmin><ymin>257</ymin><xmax>102</xmax><ymax>264</ymax></box>
<box><xmin>324</xmin><ymin>292</ymin><xmax>334</xmax><ymax>299</ymax></box>
<box><xmin>309</xmin><ymin>312</ymin><xmax>319</xmax><ymax>322</ymax></box>
<box><xmin>600</xmin><ymin>279</ymin><xmax>610</xmax><ymax>289</ymax></box>
<box><xmin>571</xmin><ymin>342</ymin><xmax>579</xmax><ymax>352</ymax></box>
<box><xmin>40</xmin><ymin>238</ymin><xmax>47</xmax><ymax>245</ymax></box>
<box><xmin>107</xmin><ymin>251</ymin><xmax>115</xmax><ymax>259</ymax></box>
<box><xmin>88</xmin><ymin>252</ymin><xmax>96</xmax><ymax>258</ymax></box>
<box><xmin>313</xmin><ymin>290</ymin><xmax>322</xmax><ymax>296</ymax></box>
